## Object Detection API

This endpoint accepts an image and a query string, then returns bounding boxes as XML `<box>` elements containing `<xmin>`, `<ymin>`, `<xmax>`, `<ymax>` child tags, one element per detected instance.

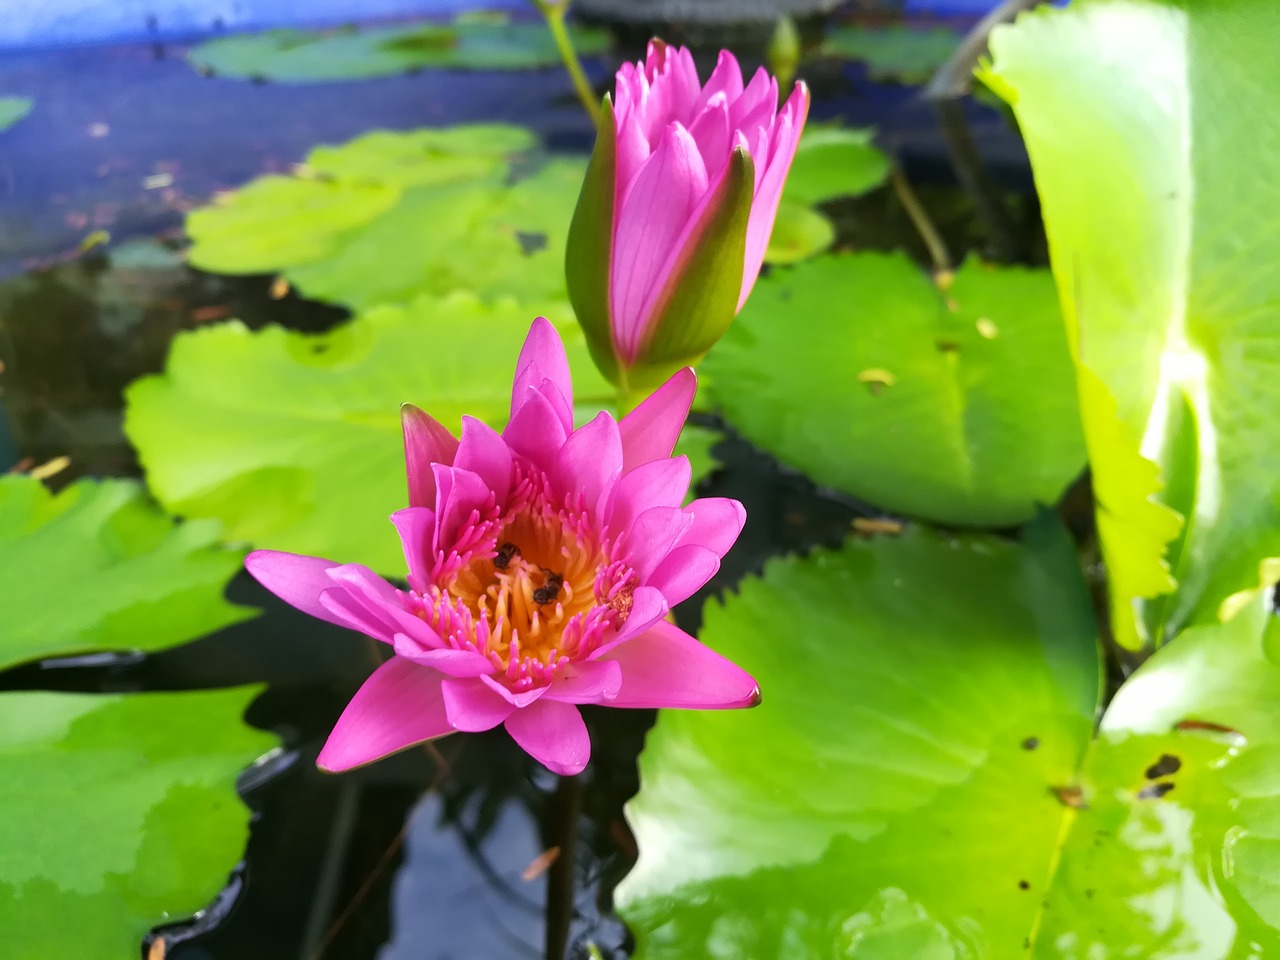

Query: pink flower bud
<box><xmin>567</xmin><ymin>40</ymin><xmax>810</xmax><ymax>392</ymax></box>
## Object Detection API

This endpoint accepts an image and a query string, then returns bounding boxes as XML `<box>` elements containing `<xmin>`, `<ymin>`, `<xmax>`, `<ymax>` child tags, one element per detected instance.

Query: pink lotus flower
<box><xmin>246</xmin><ymin>318</ymin><xmax>759</xmax><ymax>776</ymax></box>
<box><xmin>567</xmin><ymin>40</ymin><xmax>810</xmax><ymax>392</ymax></box>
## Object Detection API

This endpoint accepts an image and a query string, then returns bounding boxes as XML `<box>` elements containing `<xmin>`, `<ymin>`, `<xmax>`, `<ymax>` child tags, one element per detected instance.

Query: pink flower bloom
<box><xmin>246</xmin><ymin>318</ymin><xmax>759</xmax><ymax>776</ymax></box>
<box><xmin>567</xmin><ymin>40</ymin><xmax>810</xmax><ymax>391</ymax></box>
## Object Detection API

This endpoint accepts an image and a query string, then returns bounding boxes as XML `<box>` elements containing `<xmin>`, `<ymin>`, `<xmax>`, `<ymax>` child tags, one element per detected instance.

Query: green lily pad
<box><xmin>619</xmin><ymin>521</ymin><xmax>1280</xmax><ymax>956</ymax></box>
<box><xmin>282</xmin><ymin>157</ymin><xmax>586</xmax><ymax>310</ymax></box>
<box><xmin>0</xmin><ymin>475</ymin><xmax>256</xmax><ymax>672</ymax></box>
<box><xmin>185</xmin><ymin>126</ymin><xmax>583</xmax><ymax>311</ymax></box>
<box><xmin>0</xmin><ymin>96</ymin><xmax>32</xmax><ymax>132</ymax></box>
<box><xmin>822</xmin><ymin>25</ymin><xmax>959</xmax><ymax>84</ymax></box>
<box><xmin>782</xmin><ymin>126</ymin><xmax>890</xmax><ymax>207</ymax></box>
<box><xmin>188</xmin><ymin>16</ymin><xmax>610</xmax><ymax>82</ymax></box>
<box><xmin>619</xmin><ymin>520</ymin><xmax>1100</xmax><ymax>954</ymax></box>
<box><xmin>704</xmin><ymin>252</ymin><xmax>1086</xmax><ymax>526</ymax></box>
<box><xmin>0</xmin><ymin>686</ymin><xmax>277</xmax><ymax>958</ymax></box>
<box><xmin>763</xmin><ymin>200</ymin><xmax>835</xmax><ymax>265</ymax></box>
<box><xmin>124</xmin><ymin>293</ymin><xmax>612</xmax><ymax>574</ymax></box>
<box><xmin>983</xmin><ymin>0</ymin><xmax>1280</xmax><ymax>647</ymax></box>
<box><xmin>186</xmin><ymin>124</ymin><xmax>536</xmax><ymax>283</ymax></box>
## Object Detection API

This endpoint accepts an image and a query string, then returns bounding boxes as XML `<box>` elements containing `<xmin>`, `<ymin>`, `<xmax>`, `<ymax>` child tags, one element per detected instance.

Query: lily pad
<box><xmin>185</xmin><ymin>124</ymin><xmax>536</xmax><ymax>283</ymax></box>
<box><xmin>0</xmin><ymin>474</ymin><xmax>256</xmax><ymax>672</ymax></box>
<box><xmin>782</xmin><ymin>126</ymin><xmax>890</xmax><ymax>207</ymax></box>
<box><xmin>185</xmin><ymin>127</ymin><xmax>583</xmax><ymax>311</ymax></box>
<box><xmin>0</xmin><ymin>96</ymin><xmax>32</xmax><ymax>132</ymax></box>
<box><xmin>822</xmin><ymin>25</ymin><xmax>959</xmax><ymax>84</ymax></box>
<box><xmin>0</xmin><ymin>686</ymin><xmax>277</xmax><ymax>958</ymax></box>
<box><xmin>704</xmin><ymin>252</ymin><xmax>1086</xmax><ymax>526</ymax></box>
<box><xmin>282</xmin><ymin>157</ymin><xmax>586</xmax><ymax>310</ymax></box>
<box><xmin>983</xmin><ymin>0</ymin><xmax>1280</xmax><ymax>648</ymax></box>
<box><xmin>618</xmin><ymin>521</ymin><xmax>1280</xmax><ymax>957</ymax></box>
<box><xmin>763</xmin><ymin>200</ymin><xmax>835</xmax><ymax>265</ymax></box>
<box><xmin>188</xmin><ymin>16</ymin><xmax>610</xmax><ymax>82</ymax></box>
<box><xmin>124</xmin><ymin>293</ymin><xmax>612</xmax><ymax>574</ymax></box>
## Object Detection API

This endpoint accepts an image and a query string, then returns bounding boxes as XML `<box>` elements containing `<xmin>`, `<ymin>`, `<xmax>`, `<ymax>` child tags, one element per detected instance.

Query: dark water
<box><xmin>0</xmin><ymin>17</ymin><xmax>1038</xmax><ymax>959</ymax></box>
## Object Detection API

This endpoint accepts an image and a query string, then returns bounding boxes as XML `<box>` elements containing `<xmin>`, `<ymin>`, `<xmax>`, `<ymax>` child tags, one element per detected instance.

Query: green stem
<box><xmin>534</xmin><ymin>0</ymin><xmax>600</xmax><ymax>128</ymax></box>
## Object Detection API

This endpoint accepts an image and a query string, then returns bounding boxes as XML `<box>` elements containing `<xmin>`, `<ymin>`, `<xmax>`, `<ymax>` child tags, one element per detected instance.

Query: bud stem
<box><xmin>533</xmin><ymin>0</ymin><xmax>601</xmax><ymax>129</ymax></box>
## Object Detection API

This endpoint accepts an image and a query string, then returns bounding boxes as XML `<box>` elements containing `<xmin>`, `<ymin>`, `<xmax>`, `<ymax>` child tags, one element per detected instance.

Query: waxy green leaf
<box><xmin>704</xmin><ymin>252</ymin><xmax>1085</xmax><ymax>526</ymax></box>
<box><xmin>185</xmin><ymin>124</ymin><xmax>568</xmax><ymax>311</ymax></box>
<box><xmin>822</xmin><ymin>25</ymin><xmax>959</xmax><ymax>84</ymax></box>
<box><xmin>0</xmin><ymin>475</ymin><xmax>255</xmax><ymax>672</ymax></box>
<box><xmin>781</xmin><ymin>126</ymin><xmax>890</xmax><ymax>207</ymax></box>
<box><xmin>0</xmin><ymin>687</ymin><xmax>277</xmax><ymax>959</ymax></box>
<box><xmin>984</xmin><ymin>0</ymin><xmax>1280</xmax><ymax>647</ymax></box>
<box><xmin>188</xmin><ymin>16</ymin><xmax>610</xmax><ymax>81</ymax></box>
<box><xmin>620</xmin><ymin>523</ymin><xmax>1280</xmax><ymax>957</ymax></box>
<box><xmin>125</xmin><ymin>294</ymin><xmax>611</xmax><ymax>574</ymax></box>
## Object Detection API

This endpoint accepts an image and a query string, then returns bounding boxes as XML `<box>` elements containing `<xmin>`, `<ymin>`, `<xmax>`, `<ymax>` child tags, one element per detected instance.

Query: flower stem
<box><xmin>889</xmin><ymin>162</ymin><xmax>951</xmax><ymax>274</ymax></box>
<box><xmin>533</xmin><ymin>0</ymin><xmax>600</xmax><ymax>128</ymax></box>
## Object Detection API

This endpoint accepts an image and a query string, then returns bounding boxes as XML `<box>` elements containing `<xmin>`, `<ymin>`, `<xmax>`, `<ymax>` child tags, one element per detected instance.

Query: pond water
<box><xmin>0</xmin><ymin>11</ymin><xmax>1037</xmax><ymax>959</ymax></box>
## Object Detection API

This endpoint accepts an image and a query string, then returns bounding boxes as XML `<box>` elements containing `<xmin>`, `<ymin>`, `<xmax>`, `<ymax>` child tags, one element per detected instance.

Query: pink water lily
<box><xmin>567</xmin><ymin>40</ymin><xmax>809</xmax><ymax>392</ymax></box>
<box><xmin>246</xmin><ymin>318</ymin><xmax>759</xmax><ymax>776</ymax></box>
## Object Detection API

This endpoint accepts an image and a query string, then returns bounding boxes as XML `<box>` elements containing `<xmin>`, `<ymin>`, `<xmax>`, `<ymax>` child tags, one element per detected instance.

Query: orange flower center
<box><xmin>414</xmin><ymin>465</ymin><xmax>636</xmax><ymax>690</ymax></box>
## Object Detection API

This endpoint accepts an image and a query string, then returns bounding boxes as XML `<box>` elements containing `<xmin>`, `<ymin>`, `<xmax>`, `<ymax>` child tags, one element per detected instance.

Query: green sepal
<box><xmin>631</xmin><ymin>146</ymin><xmax>756</xmax><ymax>392</ymax></box>
<box><xmin>564</xmin><ymin>94</ymin><xmax>621</xmax><ymax>386</ymax></box>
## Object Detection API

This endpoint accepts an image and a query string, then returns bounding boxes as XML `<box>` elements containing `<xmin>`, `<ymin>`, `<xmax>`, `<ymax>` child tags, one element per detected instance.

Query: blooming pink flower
<box><xmin>567</xmin><ymin>40</ymin><xmax>810</xmax><ymax>391</ymax></box>
<box><xmin>246</xmin><ymin>318</ymin><xmax>759</xmax><ymax>776</ymax></box>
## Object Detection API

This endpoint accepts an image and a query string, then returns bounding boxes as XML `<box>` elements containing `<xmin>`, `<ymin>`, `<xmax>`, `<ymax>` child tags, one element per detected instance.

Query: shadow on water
<box><xmin>0</xmin><ymin>13</ymin><xmax>1040</xmax><ymax>958</ymax></box>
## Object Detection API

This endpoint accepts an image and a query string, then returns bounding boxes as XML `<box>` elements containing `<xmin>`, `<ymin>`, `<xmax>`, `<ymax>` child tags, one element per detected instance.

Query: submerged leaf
<box><xmin>0</xmin><ymin>96</ymin><xmax>32</xmax><ymax>132</ymax></box>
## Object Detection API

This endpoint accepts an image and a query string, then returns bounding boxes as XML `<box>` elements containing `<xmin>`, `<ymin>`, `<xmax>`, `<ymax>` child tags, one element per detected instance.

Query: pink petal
<box><xmin>392</xmin><ymin>637</ymin><xmax>494</xmax><ymax>677</ymax></box>
<box><xmin>687</xmin><ymin>95</ymin><xmax>732</xmax><ymax>181</ymax></box>
<box><xmin>593</xmin><ymin>584</ymin><xmax>669</xmax><ymax>657</ymax></box>
<box><xmin>729</xmin><ymin>67</ymin><xmax>779</xmax><ymax>137</ymax></box>
<box><xmin>511</xmin><ymin>317</ymin><xmax>573</xmax><ymax>425</ymax></box>
<box><xmin>545</xmin><ymin>659</ymin><xmax>623</xmax><ymax>704</ymax></box>
<box><xmin>504</xmin><ymin>386</ymin><xmax>570</xmax><ymax>474</ymax></box>
<box><xmin>441</xmin><ymin>677</ymin><xmax>516</xmax><ymax>731</ymax></box>
<box><xmin>324</xmin><ymin>564</ymin><xmax>440</xmax><ymax>648</ymax></box>
<box><xmin>740</xmin><ymin>83</ymin><xmax>809</xmax><ymax>308</ymax></box>
<box><xmin>645</xmin><ymin>544</ymin><xmax>721</xmax><ymax>606</ymax></box>
<box><xmin>609</xmin><ymin>455</ymin><xmax>692</xmax><ymax>537</ymax></box>
<box><xmin>454</xmin><ymin>416</ymin><xmax>513</xmax><ymax>510</ymax></box>
<box><xmin>610</xmin><ymin>122</ymin><xmax>710</xmax><ymax>363</ymax></box>
<box><xmin>401</xmin><ymin>404</ymin><xmax>458</xmax><ymax>510</ymax></box>
<box><xmin>556</xmin><ymin>411</ymin><xmax>623</xmax><ymax>521</ymax></box>
<box><xmin>433</xmin><ymin>465</ymin><xmax>493</xmax><ymax>556</ymax></box>
<box><xmin>503</xmin><ymin>699</ymin><xmax>591</xmax><ymax>775</ymax></box>
<box><xmin>317</xmin><ymin>657</ymin><xmax>453</xmax><ymax>771</ymax></box>
<box><xmin>245</xmin><ymin>550</ymin><xmax>344</xmax><ymax>626</ymax></box>
<box><xmin>390</xmin><ymin>506</ymin><xmax>435</xmax><ymax>592</ymax></box>
<box><xmin>625</xmin><ymin>505</ymin><xmax>694</xmax><ymax>582</ymax></box>
<box><xmin>677</xmin><ymin>497</ymin><xmax>746</xmax><ymax>556</ymax></box>
<box><xmin>619</xmin><ymin>367</ymin><xmax>697</xmax><ymax>472</ymax></box>
<box><xmin>603</xmin><ymin>619</ymin><xmax>760</xmax><ymax>709</ymax></box>
<box><xmin>614</xmin><ymin>103</ymin><xmax>652</xmax><ymax>208</ymax></box>
<box><xmin>645</xmin><ymin>42</ymin><xmax>699</xmax><ymax>124</ymax></box>
<box><xmin>694</xmin><ymin>50</ymin><xmax>745</xmax><ymax>114</ymax></box>
<box><xmin>480</xmin><ymin>673</ymin><xmax>549</xmax><ymax>708</ymax></box>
